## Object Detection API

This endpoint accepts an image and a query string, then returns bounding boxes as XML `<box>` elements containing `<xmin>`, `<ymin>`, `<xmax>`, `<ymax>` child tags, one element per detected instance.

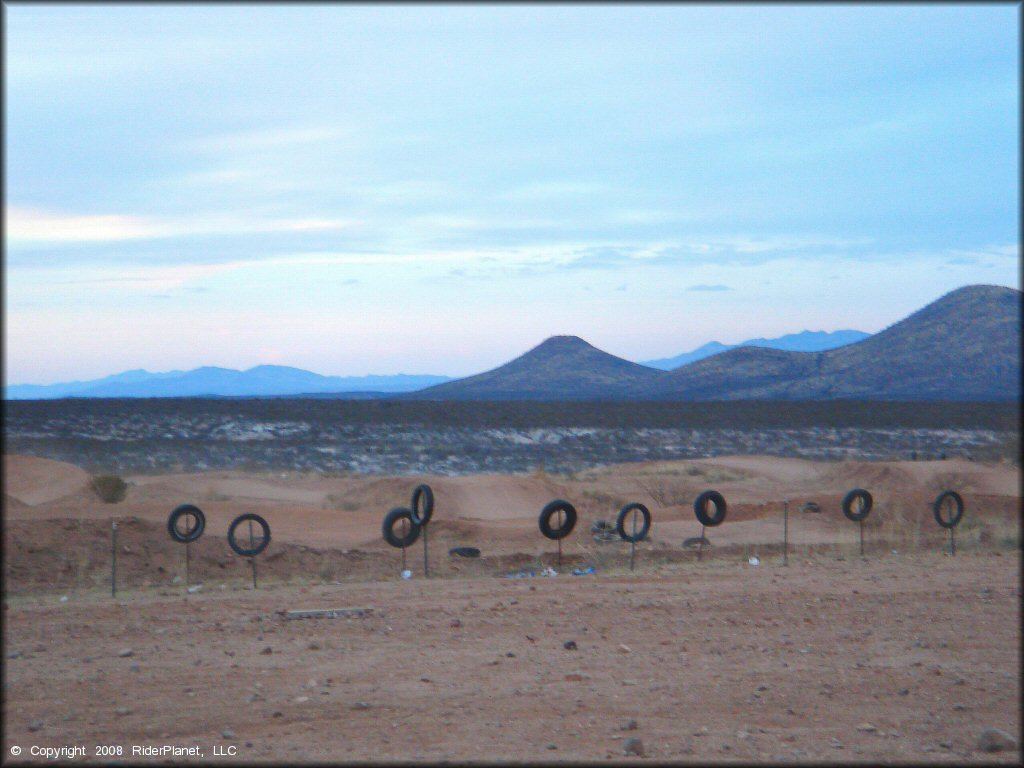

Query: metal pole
<box><xmin>859</xmin><ymin>520</ymin><xmax>864</xmax><ymax>557</ymax></box>
<box><xmin>249</xmin><ymin>520</ymin><xmax>257</xmax><ymax>589</ymax></box>
<box><xmin>783</xmin><ymin>500</ymin><xmax>789</xmax><ymax>567</ymax></box>
<box><xmin>401</xmin><ymin>517</ymin><xmax>407</xmax><ymax>572</ymax></box>
<box><xmin>111</xmin><ymin>520</ymin><xmax>118</xmax><ymax>598</ymax></box>
<box><xmin>185</xmin><ymin>539</ymin><xmax>191</xmax><ymax>592</ymax></box>
<box><xmin>698</xmin><ymin>524</ymin><xmax>705</xmax><ymax>562</ymax></box>
<box><xmin>557</xmin><ymin>509</ymin><xmax>563</xmax><ymax>569</ymax></box>
<box><xmin>423</xmin><ymin>524</ymin><xmax>429</xmax><ymax>578</ymax></box>
<box><xmin>629</xmin><ymin>510</ymin><xmax>638</xmax><ymax>572</ymax></box>
<box><xmin>950</xmin><ymin>527</ymin><xmax>956</xmax><ymax>557</ymax></box>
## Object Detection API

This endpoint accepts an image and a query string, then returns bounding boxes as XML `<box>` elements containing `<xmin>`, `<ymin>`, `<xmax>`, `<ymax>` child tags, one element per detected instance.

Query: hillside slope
<box><xmin>650</xmin><ymin>284</ymin><xmax>1020</xmax><ymax>400</ymax></box>
<box><xmin>406</xmin><ymin>336</ymin><xmax>662</xmax><ymax>400</ymax></box>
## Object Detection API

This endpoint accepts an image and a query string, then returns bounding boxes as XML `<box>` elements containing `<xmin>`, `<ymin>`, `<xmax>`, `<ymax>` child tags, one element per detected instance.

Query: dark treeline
<box><xmin>4</xmin><ymin>398</ymin><xmax>1018</xmax><ymax>431</ymax></box>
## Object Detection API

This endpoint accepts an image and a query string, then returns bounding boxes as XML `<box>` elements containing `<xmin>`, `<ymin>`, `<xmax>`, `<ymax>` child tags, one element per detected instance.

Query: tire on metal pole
<box><xmin>382</xmin><ymin>507</ymin><xmax>421</xmax><ymax>548</ymax></box>
<box><xmin>168</xmin><ymin>504</ymin><xmax>206</xmax><ymax>543</ymax></box>
<box><xmin>841</xmin><ymin>489</ymin><xmax>873</xmax><ymax>522</ymax></box>
<box><xmin>227</xmin><ymin>513</ymin><xmax>271</xmax><ymax>557</ymax></box>
<box><xmin>538</xmin><ymin>499</ymin><xmax>577</xmax><ymax>540</ymax></box>
<box><xmin>616</xmin><ymin>502</ymin><xmax>652</xmax><ymax>543</ymax></box>
<box><xmin>932</xmin><ymin>490</ymin><xmax>964</xmax><ymax>529</ymax></box>
<box><xmin>694</xmin><ymin>490</ymin><xmax>727</xmax><ymax>527</ymax></box>
<box><xmin>410</xmin><ymin>484</ymin><xmax>434</xmax><ymax>526</ymax></box>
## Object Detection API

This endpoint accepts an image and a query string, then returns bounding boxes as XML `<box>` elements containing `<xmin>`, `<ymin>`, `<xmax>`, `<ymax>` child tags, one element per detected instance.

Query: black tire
<box><xmin>933</xmin><ymin>490</ymin><xmax>964</xmax><ymax>529</ymax></box>
<box><xmin>448</xmin><ymin>546</ymin><xmax>481</xmax><ymax>558</ymax></box>
<box><xmin>841</xmin><ymin>489</ymin><xmax>873</xmax><ymax>522</ymax></box>
<box><xmin>616</xmin><ymin>502</ymin><xmax>652</xmax><ymax>542</ymax></box>
<box><xmin>694</xmin><ymin>490</ymin><xmax>727</xmax><ymax>527</ymax></box>
<box><xmin>167</xmin><ymin>504</ymin><xmax>206</xmax><ymax>543</ymax></box>
<box><xmin>227</xmin><ymin>513</ymin><xmax>271</xmax><ymax>557</ymax></box>
<box><xmin>410</xmin><ymin>484</ymin><xmax>434</xmax><ymax>526</ymax></box>
<box><xmin>682</xmin><ymin>536</ymin><xmax>711</xmax><ymax>549</ymax></box>
<box><xmin>382</xmin><ymin>507</ymin><xmax>421</xmax><ymax>548</ymax></box>
<box><xmin>538</xmin><ymin>499</ymin><xmax>577</xmax><ymax>540</ymax></box>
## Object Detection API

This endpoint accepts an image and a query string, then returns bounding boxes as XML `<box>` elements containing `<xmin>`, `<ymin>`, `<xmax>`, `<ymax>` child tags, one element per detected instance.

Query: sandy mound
<box><xmin>430</xmin><ymin>474</ymin><xmax>567</xmax><ymax>521</ymax></box>
<box><xmin>3</xmin><ymin>455</ymin><xmax>92</xmax><ymax>506</ymax></box>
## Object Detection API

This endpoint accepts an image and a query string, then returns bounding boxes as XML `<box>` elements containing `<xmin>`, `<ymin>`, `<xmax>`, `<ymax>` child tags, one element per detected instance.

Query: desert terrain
<box><xmin>3</xmin><ymin>452</ymin><xmax>1020</xmax><ymax>763</ymax></box>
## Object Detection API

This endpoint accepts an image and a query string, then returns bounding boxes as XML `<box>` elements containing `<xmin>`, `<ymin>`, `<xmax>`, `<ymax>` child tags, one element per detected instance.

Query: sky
<box><xmin>4</xmin><ymin>3</ymin><xmax>1019</xmax><ymax>384</ymax></box>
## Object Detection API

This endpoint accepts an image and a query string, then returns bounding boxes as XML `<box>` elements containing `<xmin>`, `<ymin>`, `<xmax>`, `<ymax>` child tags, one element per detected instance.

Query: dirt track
<box><xmin>2</xmin><ymin>454</ymin><xmax>1021</xmax><ymax>763</ymax></box>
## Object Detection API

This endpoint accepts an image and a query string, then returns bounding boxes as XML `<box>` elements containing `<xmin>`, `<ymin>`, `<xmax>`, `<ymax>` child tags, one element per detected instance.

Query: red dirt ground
<box><xmin>2</xmin><ymin>454</ymin><xmax>1020</xmax><ymax>763</ymax></box>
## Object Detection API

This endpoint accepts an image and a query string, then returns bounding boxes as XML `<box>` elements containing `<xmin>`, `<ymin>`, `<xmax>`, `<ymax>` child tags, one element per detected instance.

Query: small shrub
<box><xmin>90</xmin><ymin>474</ymin><xmax>127</xmax><ymax>504</ymax></box>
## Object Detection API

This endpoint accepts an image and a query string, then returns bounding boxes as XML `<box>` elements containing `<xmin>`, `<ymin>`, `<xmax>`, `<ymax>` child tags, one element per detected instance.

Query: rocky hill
<box><xmin>410</xmin><ymin>284</ymin><xmax>1020</xmax><ymax>401</ymax></box>
<box><xmin>649</xmin><ymin>284</ymin><xmax>1020</xmax><ymax>400</ymax></box>
<box><xmin>406</xmin><ymin>335</ymin><xmax>662</xmax><ymax>400</ymax></box>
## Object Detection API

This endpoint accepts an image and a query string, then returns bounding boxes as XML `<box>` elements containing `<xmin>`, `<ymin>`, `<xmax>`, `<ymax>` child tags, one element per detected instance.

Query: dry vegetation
<box><xmin>4</xmin><ymin>399</ymin><xmax>1017</xmax><ymax>476</ymax></box>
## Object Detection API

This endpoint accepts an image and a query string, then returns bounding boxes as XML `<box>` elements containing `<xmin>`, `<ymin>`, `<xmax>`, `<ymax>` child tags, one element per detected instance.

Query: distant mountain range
<box><xmin>5</xmin><ymin>329</ymin><xmax>869</xmax><ymax>400</ymax></box>
<box><xmin>3</xmin><ymin>366</ymin><xmax>452</xmax><ymax>400</ymax></box>
<box><xmin>407</xmin><ymin>284</ymin><xmax>1021</xmax><ymax>401</ymax></box>
<box><xmin>641</xmin><ymin>329</ymin><xmax>870</xmax><ymax>370</ymax></box>
<box><xmin>7</xmin><ymin>284</ymin><xmax>1019</xmax><ymax>401</ymax></box>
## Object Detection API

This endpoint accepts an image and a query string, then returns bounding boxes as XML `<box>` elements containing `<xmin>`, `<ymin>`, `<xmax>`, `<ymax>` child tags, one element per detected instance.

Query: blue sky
<box><xmin>4</xmin><ymin>4</ymin><xmax>1019</xmax><ymax>383</ymax></box>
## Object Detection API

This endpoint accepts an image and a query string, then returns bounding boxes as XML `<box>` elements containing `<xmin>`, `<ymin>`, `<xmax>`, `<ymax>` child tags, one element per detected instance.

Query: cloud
<box><xmin>5</xmin><ymin>207</ymin><xmax>348</xmax><ymax>244</ymax></box>
<box><xmin>184</xmin><ymin>125</ymin><xmax>348</xmax><ymax>154</ymax></box>
<box><xmin>686</xmin><ymin>283</ymin><xmax>733</xmax><ymax>291</ymax></box>
<box><xmin>502</xmin><ymin>181</ymin><xmax>605</xmax><ymax>202</ymax></box>
<box><xmin>5</xmin><ymin>209</ymin><xmax>169</xmax><ymax>242</ymax></box>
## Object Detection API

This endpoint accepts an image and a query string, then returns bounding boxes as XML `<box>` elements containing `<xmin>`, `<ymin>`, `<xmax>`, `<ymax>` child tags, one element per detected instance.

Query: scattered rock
<box><xmin>117</xmin><ymin>648</ymin><xmax>134</xmax><ymax>658</ymax></box>
<box><xmin>977</xmin><ymin>728</ymin><xmax>1018</xmax><ymax>753</ymax></box>
<box><xmin>222</xmin><ymin>729</ymin><xmax>235</xmax><ymax>739</ymax></box>
<box><xmin>756</xmin><ymin>684</ymin><xmax>769</xmax><ymax>692</ymax></box>
<box><xmin>622</xmin><ymin>719</ymin><xmax>638</xmax><ymax>731</ymax></box>
<box><xmin>260</xmin><ymin>646</ymin><xmax>273</xmax><ymax>655</ymax></box>
<box><xmin>546</xmin><ymin>744</ymin><xmax>557</xmax><ymax>750</ymax></box>
<box><xmin>28</xmin><ymin>720</ymin><xmax>44</xmax><ymax>732</ymax></box>
<box><xmin>898</xmin><ymin>688</ymin><xmax>910</xmax><ymax>696</ymax></box>
<box><xmin>506</xmin><ymin>652</ymin><xmax>516</xmax><ymax>658</ymax></box>
<box><xmin>352</xmin><ymin>702</ymin><xmax>371</xmax><ymax>710</ymax></box>
<box><xmin>129</xmin><ymin>663</ymin><xmax>141</xmax><ymax>673</ymax></box>
<box><xmin>308</xmin><ymin>642</ymin><xmax>320</xmax><ymax>650</ymax></box>
<box><xmin>115</xmin><ymin>707</ymin><xmax>131</xmax><ymax>717</ymax></box>
<box><xmin>563</xmin><ymin>640</ymin><xmax>577</xmax><ymax>651</ymax></box>
<box><xmin>293</xmin><ymin>696</ymin><xmax>309</xmax><ymax>704</ymax></box>
<box><xmin>246</xmin><ymin>694</ymin><xmax>264</xmax><ymax>703</ymax></box>
<box><xmin>618</xmin><ymin>644</ymin><xmax>632</xmax><ymax>654</ymax></box>
<box><xmin>623</xmin><ymin>737</ymin><xmax>644</xmax><ymax>756</ymax></box>
<box><xmin>6</xmin><ymin>651</ymin><xmax>21</xmax><ymax>660</ymax></box>
<box><xmin>857</xmin><ymin>723</ymin><xmax>877</xmax><ymax>733</ymax></box>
